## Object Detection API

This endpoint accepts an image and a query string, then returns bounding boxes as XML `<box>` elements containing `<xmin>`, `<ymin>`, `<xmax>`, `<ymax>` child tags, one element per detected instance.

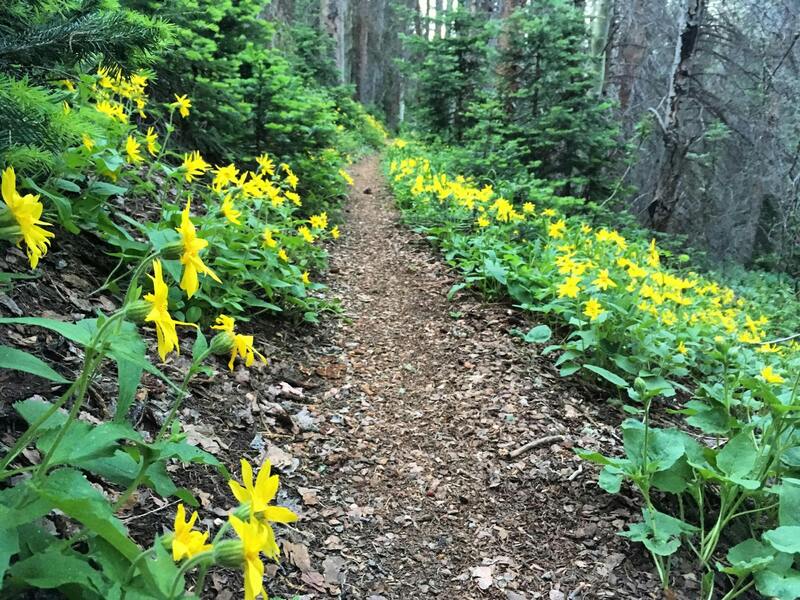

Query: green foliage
<box><xmin>387</xmin><ymin>141</ymin><xmax>800</xmax><ymax>599</ymax></box>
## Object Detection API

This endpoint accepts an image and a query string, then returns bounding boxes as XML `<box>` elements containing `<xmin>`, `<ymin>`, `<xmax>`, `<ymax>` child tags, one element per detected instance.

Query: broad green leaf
<box><xmin>719</xmin><ymin>538</ymin><xmax>775</xmax><ymax>576</ymax></box>
<box><xmin>583</xmin><ymin>364</ymin><xmax>628</xmax><ymax>388</ymax></box>
<box><xmin>447</xmin><ymin>282</ymin><xmax>467</xmax><ymax>300</ymax></box>
<box><xmin>523</xmin><ymin>324</ymin><xmax>552</xmax><ymax>344</ymax></box>
<box><xmin>0</xmin><ymin>345</ymin><xmax>69</xmax><ymax>383</ymax></box>
<box><xmin>483</xmin><ymin>258</ymin><xmax>507</xmax><ymax>284</ymax></box>
<box><xmin>620</xmin><ymin>508</ymin><xmax>696</xmax><ymax>557</ymax></box>
<box><xmin>755</xmin><ymin>568</ymin><xmax>800</xmax><ymax>600</ymax></box>
<box><xmin>598</xmin><ymin>466</ymin><xmax>623</xmax><ymax>493</ymax></box>
<box><xmin>0</xmin><ymin>527</ymin><xmax>19</xmax><ymax>585</ymax></box>
<box><xmin>8</xmin><ymin>548</ymin><xmax>106</xmax><ymax>593</ymax></box>
<box><xmin>36</xmin><ymin>468</ymin><xmax>141</xmax><ymax>561</ymax></box>
<box><xmin>764</xmin><ymin>526</ymin><xmax>800</xmax><ymax>554</ymax></box>
<box><xmin>0</xmin><ymin>317</ymin><xmax>92</xmax><ymax>346</ymax></box>
<box><xmin>14</xmin><ymin>396</ymin><xmax>69</xmax><ymax>430</ymax></box>
<box><xmin>778</xmin><ymin>478</ymin><xmax>800</xmax><ymax>526</ymax></box>
<box><xmin>717</xmin><ymin>432</ymin><xmax>758</xmax><ymax>480</ymax></box>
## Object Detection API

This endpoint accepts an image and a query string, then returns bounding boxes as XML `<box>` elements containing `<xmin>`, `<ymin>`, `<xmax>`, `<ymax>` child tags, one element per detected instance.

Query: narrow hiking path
<box><xmin>271</xmin><ymin>156</ymin><xmax>664</xmax><ymax>599</ymax></box>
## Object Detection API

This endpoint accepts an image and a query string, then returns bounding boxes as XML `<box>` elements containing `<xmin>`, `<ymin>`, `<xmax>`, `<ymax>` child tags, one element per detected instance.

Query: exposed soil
<box><xmin>0</xmin><ymin>156</ymin><xmax>688</xmax><ymax>600</ymax></box>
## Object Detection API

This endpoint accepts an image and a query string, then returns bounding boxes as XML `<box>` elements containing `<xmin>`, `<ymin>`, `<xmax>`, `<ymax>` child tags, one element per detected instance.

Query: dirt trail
<box><xmin>273</xmin><ymin>156</ymin><xmax>662</xmax><ymax>600</ymax></box>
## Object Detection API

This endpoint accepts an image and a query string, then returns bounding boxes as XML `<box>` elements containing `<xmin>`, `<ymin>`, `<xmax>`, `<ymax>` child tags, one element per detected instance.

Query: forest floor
<box><xmin>0</xmin><ymin>156</ymin><xmax>689</xmax><ymax>599</ymax></box>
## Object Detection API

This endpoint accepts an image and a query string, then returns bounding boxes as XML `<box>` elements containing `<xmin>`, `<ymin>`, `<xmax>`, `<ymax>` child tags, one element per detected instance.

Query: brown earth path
<box><xmin>269</xmin><ymin>156</ymin><xmax>667</xmax><ymax>600</ymax></box>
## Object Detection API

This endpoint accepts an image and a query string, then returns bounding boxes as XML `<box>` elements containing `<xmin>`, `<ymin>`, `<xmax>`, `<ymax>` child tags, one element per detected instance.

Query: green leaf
<box><xmin>0</xmin><ymin>527</ymin><xmax>19</xmax><ymax>584</ymax></box>
<box><xmin>483</xmin><ymin>258</ymin><xmax>507</xmax><ymax>284</ymax></box>
<box><xmin>719</xmin><ymin>538</ymin><xmax>775</xmax><ymax>576</ymax></box>
<box><xmin>8</xmin><ymin>548</ymin><xmax>106</xmax><ymax>592</ymax></box>
<box><xmin>523</xmin><ymin>324</ymin><xmax>552</xmax><ymax>344</ymax></box>
<box><xmin>598</xmin><ymin>466</ymin><xmax>623</xmax><ymax>493</ymax></box>
<box><xmin>14</xmin><ymin>396</ymin><xmax>68</xmax><ymax>430</ymax></box>
<box><xmin>717</xmin><ymin>432</ymin><xmax>759</xmax><ymax>483</ymax></box>
<box><xmin>778</xmin><ymin>478</ymin><xmax>800</xmax><ymax>526</ymax></box>
<box><xmin>0</xmin><ymin>345</ymin><xmax>69</xmax><ymax>383</ymax></box>
<box><xmin>620</xmin><ymin>508</ymin><xmax>697</xmax><ymax>556</ymax></box>
<box><xmin>583</xmin><ymin>364</ymin><xmax>628</xmax><ymax>388</ymax></box>
<box><xmin>764</xmin><ymin>526</ymin><xmax>800</xmax><ymax>554</ymax></box>
<box><xmin>36</xmin><ymin>468</ymin><xmax>141</xmax><ymax>562</ymax></box>
<box><xmin>0</xmin><ymin>317</ymin><xmax>92</xmax><ymax>346</ymax></box>
<box><xmin>447</xmin><ymin>282</ymin><xmax>467</xmax><ymax>300</ymax></box>
<box><xmin>755</xmin><ymin>568</ymin><xmax>800</xmax><ymax>600</ymax></box>
<box><xmin>87</xmin><ymin>181</ymin><xmax>128</xmax><ymax>198</ymax></box>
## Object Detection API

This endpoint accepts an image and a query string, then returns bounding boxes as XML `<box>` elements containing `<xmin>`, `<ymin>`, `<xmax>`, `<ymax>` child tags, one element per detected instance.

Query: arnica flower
<box><xmin>221</xmin><ymin>194</ymin><xmax>242</xmax><ymax>225</ymax></box>
<box><xmin>542</xmin><ymin>208</ymin><xmax>557</xmax><ymax>217</ymax></box>
<box><xmin>584</xmin><ymin>298</ymin><xmax>605</xmax><ymax>321</ymax></box>
<box><xmin>522</xmin><ymin>202</ymin><xmax>535</xmax><ymax>214</ymax></box>
<box><xmin>172</xmin><ymin>94</ymin><xmax>192</xmax><ymax>118</ymax></box>
<box><xmin>182</xmin><ymin>151</ymin><xmax>211</xmax><ymax>182</ymax></box>
<box><xmin>145</xmin><ymin>127</ymin><xmax>159</xmax><ymax>156</ymax></box>
<box><xmin>229</xmin><ymin>459</ymin><xmax>299</xmax><ymax>524</ymax></box>
<box><xmin>548</xmin><ymin>219</ymin><xmax>566</xmax><ymax>239</ymax></box>
<box><xmin>301</xmin><ymin>271</ymin><xmax>310</xmax><ymax>285</ymax></box>
<box><xmin>82</xmin><ymin>134</ymin><xmax>95</xmax><ymax>151</ymax></box>
<box><xmin>1</xmin><ymin>167</ymin><xmax>55</xmax><ymax>269</ymax></box>
<box><xmin>228</xmin><ymin>515</ymin><xmax>275</xmax><ymax>600</ymax></box>
<box><xmin>172</xmin><ymin>503</ymin><xmax>212</xmax><ymax>562</ymax></box>
<box><xmin>761</xmin><ymin>365</ymin><xmax>785</xmax><ymax>385</ymax></box>
<box><xmin>592</xmin><ymin>269</ymin><xmax>617</xmax><ymax>290</ymax></box>
<box><xmin>95</xmin><ymin>100</ymin><xmax>127</xmax><ymax>123</ymax></box>
<box><xmin>278</xmin><ymin>248</ymin><xmax>289</xmax><ymax>262</ymax></box>
<box><xmin>298</xmin><ymin>226</ymin><xmax>315</xmax><ymax>244</ymax></box>
<box><xmin>285</xmin><ymin>191</ymin><xmax>301</xmax><ymax>206</ymax></box>
<box><xmin>331</xmin><ymin>225</ymin><xmax>341</xmax><ymax>239</ymax></box>
<box><xmin>144</xmin><ymin>260</ymin><xmax>196</xmax><ymax>361</ymax></box>
<box><xmin>677</xmin><ymin>341</ymin><xmax>688</xmax><ymax>355</ymax></box>
<box><xmin>647</xmin><ymin>239</ymin><xmax>661</xmax><ymax>268</ymax></box>
<box><xmin>125</xmin><ymin>135</ymin><xmax>143</xmax><ymax>164</ymax></box>
<box><xmin>309</xmin><ymin>212</ymin><xmax>328</xmax><ymax>230</ymax></box>
<box><xmin>477</xmin><ymin>215</ymin><xmax>490</xmax><ymax>228</ymax></box>
<box><xmin>262</xmin><ymin>228</ymin><xmax>277</xmax><ymax>248</ymax></box>
<box><xmin>213</xmin><ymin>164</ymin><xmax>239</xmax><ymax>192</ymax></box>
<box><xmin>177</xmin><ymin>198</ymin><xmax>221</xmax><ymax>298</ymax></box>
<box><xmin>339</xmin><ymin>168</ymin><xmax>354</xmax><ymax>186</ymax></box>
<box><xmin>557</xmin><ymin>275</ymin><xmax>581</xmax><ymax>299</ymax></box>
<box><xmin>255</xmin><ymin>153</ymin><xmax>275</xmax><ymax>176</ymax></box>
<box><xmin>211</xmin><ymin>315</ymin><xmax>268</xmax><ymax>370</ymax></box>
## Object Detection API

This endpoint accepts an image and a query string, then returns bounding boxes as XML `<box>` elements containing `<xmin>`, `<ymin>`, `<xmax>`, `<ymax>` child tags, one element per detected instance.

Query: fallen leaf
<box><xmin>470</xmin><ymin>565</ymin><xmax>494</xmax><ymax>590</ymax></box>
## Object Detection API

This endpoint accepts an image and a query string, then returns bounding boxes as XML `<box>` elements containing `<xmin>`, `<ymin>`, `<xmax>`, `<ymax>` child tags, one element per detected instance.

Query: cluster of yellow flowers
<box><xmin>170</xmin><ymin>459</ymin><xmax>298</xmax><ymax>600</ymax></box>
<box><xmin>389</xmin><ymin>145</ymin><xmax>795</xmax><ymax>382</ymax></box>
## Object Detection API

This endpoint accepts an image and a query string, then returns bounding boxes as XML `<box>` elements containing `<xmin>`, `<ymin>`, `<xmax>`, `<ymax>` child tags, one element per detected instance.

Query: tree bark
<box><xmin>356</xmin><ymin>0</ymin><xmax>370</xmax><ymax>102</ymax></box>
<box><xmin>649</xmin><ymin>0</ymin><xmax>706</xmax><ymax>231</ymax></box>
<box><xmin>589</xmin><ymin>0</ymin><xmax>612</xmax><ymax>96</ymax></box>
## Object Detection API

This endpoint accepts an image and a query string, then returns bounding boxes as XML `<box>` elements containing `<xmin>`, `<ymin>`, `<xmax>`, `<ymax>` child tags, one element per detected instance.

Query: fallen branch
<box><xmin>508</xmin><ymin>434</ymin><xmax>565</xmax><ymax>459</ymax></box>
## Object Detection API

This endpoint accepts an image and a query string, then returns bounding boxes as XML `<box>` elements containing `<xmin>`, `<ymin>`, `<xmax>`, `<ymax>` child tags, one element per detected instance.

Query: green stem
<box><xmin>156</xmin><ymin>349</ymin><xmax>211</xmax><ymax>440</ymax></box>
<box><xmin>113</xmin><ymin>457</ymin><xmax>153</xmax><ymax>511</ymax></box>
<box><xmin>168</xmin><ymin>551</ymin><xmax>213</xmax><ymax>599</ymax></box>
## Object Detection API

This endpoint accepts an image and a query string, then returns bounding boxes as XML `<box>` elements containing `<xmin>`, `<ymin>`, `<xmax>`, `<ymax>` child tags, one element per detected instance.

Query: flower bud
<box><xmin>160</xmin><ymin>241</ymin><xmax>184</xmax><ymax>260</ymax></box>
<box><xmin>212</xmin><ymin>539</ymin><xmax>244</xmax><ymax>568</ymax></box>
<box><xmin>125</xmin><ymin>300</ymin><xmax>152</xmax><ymax>323</ymax></box>
<box><xmin>209</xmin><ymin>332</ymin><xmax>235</xmax><ymax>356</ymax></box>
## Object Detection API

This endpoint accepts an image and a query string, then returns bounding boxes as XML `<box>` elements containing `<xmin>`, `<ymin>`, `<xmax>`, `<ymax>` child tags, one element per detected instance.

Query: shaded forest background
<box><xmin>266</xmin><ymin>0</ymin><xmax>800</xmax><ymax>273</ymax></box>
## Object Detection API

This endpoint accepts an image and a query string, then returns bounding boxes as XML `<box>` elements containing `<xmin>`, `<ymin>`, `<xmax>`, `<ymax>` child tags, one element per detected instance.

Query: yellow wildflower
<box><xmin>262</xmin><ymin>228</ymin><xmax>277</xmax><ymax>248</ymax></box>
<box><xmin>592</xmin><ymin>269</ymin><xmax>617</xmax><ymax>290</ymax></box>
<box><xmin>302</xmin><ymin>271</ymin><xmax>310</xmax><ymax>285</ymax></box>
<box><xmin>548</xmin><ymin>219</ymin><xmax>567</xmax><ymax>239</ymax></box>
<box><xmin>125</xmin><ymin>135</ymin><xmax>143</xmax><ymax>164</ymax></box>
<box><xmin>285</xmin><ymin>191</ymin><xmax>301</xmax><ymax>206</ymax></box>
<box><xmin>171</xmin><ymin>503</ymin><xmax>212</xmax><ymax>562</ymax></box>
<box><xmin>339</xmin><ymin>168</ymin><xmax>354</xmax><ymax>186</ymax></box>
<box><xmin>95</xmin><ymin>100</ymin><xmax>127</xmax><ymax>122</ymax></box>
<box><xmin>583</xmin><ymin>298</ymin><xmax>604</xmax><ymax>321</ymax></box>
<box><xmin>557</xmin><ymin>276</ymin><xmax>581</xmax><ymax>299</ymax></box>
<box><xmin>213</xmin><ymin>164</ymin><xmax>239</xmax><ymax>192</ymax></box>
<box><xmin>542</xmin><ymin>208</ymin><xmax>557</xmax><ymax>217</ymax></box>
<box><xmin>309</xmin><ymin>212</ymin><xmax>328</xmax><ymax>230</ymax></box>
<box><xmin>228</xmin><ymin>516</ymin><xmax>275</xmax><ymax>600</ymax></box>
<box><xmin>278</xmin><ymin>248</ymin><xmax>289</xmax><ymax>262</ymax></box>
<box><xmin>229</xmin><ymin>459</ymin><xmax>298</xmax><ymax>523</ymax></box>
<box><xmin>256</xmin><ymin>153</ymin><xmax>275</xmax><ymax>175</ymax></box>
<box><xmin>331</xmin><ymin>225</ymin><xmax>340</xmax><ymax>239</ymax></box>
<box><xmin>1</xmin><ymin>167</ymin><xmax>54</xmax><ymax>268</ymax></box>
<box><xmin>176</xmin><ymin>198</ymin><xmax>221</xmax><ymax>298</ymax></box>
<box><xmin>522</xmin><ymin>202</ymin><xmax>535</xmax><ymax>214</ymax></box>
<box><xmin>145</xmin><ymin>127</ymin><xmax>159</xmax><ymax>156</ymax></box>
<box><xmin>172</xmin><ymin>94</ymin><xmax>191</xmax><ymax>118</ymax></box>
<box><xmin>211</xmin><ymin>315</ymin><xmax>267</xmax><ymax>370</ymax></box>
<box><xmin>82</xmin><ymin>134</ymin><xmax>95</xmax><ymax>151</ymax></box>
<box><xmin>677</xmin><ymin>341</ymin><xmax>688</xmax><ymax>355</ymax></box>
<box><xmin>647</xmin><ymin>239</ymin><xmax>660</xmax><ymax>268</ymax></box>
<box><xmin>760</xmin><ymin>365</ymin><xmax>784</xmax><ymax>385</ymax></box>
<box><xmin>298</xmin><ymin>226</ymin><xmax>315</xmax><ymax>244</ymax></box>
<box><xmin>220</xmin><ymin>194</ymin><xmax>242</xmax><ymax>225</ymax></box>
<box><xmin>182</xmin><ymin>151</ymin><xmax>210</xmax><ymax>182</ymax></box>
<box><xmin>477</xmin><ymin>215</ymin><xmax>490</xmax><ymax>228</ymax></box>
<box><xmin>144</xmin><ymin>260</ymin><xmax>194</xmax><ymax>361</ymax></box>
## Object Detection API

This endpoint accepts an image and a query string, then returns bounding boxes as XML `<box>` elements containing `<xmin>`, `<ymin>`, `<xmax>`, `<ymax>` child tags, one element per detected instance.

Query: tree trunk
<box><xmin>356</xmin><ymin>0</ymin><xmax>370</xmax><ymax>103</ymax></box>
<box><xmin>615</xmin><ymin>0</ymin><xmax>647</xmax><ymax>111</ymax></box>
<box><xmin>588</xmin><ymin>0</ymin><xmax>612</xmax><ymax>96</ymax></box>
<box><xmin>649</xmin><ymin>0</ymin><xmax>706</xmax><ymax>231</ymax></box>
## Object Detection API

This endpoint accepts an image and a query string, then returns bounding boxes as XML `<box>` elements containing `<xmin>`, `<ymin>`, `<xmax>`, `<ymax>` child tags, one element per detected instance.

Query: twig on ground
<box><xmin>508</xmin><ymin>434</ymin><xmax>566</xmax><ymax>459</ymax></box>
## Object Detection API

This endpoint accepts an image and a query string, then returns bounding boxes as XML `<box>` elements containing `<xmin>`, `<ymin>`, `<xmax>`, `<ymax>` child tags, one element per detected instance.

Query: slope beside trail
<box><xmin>269</xmin><ymin>156</ymin><xmax>666</xmax><ymax>600</ymax></box>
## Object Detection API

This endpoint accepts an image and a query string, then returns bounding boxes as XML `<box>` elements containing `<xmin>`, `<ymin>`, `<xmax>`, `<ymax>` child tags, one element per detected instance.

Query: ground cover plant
<box><xmin>387</xmin><ymin>140</ymin><xmax>800</xmax><ymax>599</ymax></box>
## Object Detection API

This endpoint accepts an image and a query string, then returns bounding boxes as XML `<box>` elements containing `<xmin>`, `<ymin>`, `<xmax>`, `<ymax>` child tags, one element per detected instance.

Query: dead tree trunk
<box><xmin>648</xmin><ymin>0</ymin><xmax>706</xmax><ymax>231</ymax></box>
